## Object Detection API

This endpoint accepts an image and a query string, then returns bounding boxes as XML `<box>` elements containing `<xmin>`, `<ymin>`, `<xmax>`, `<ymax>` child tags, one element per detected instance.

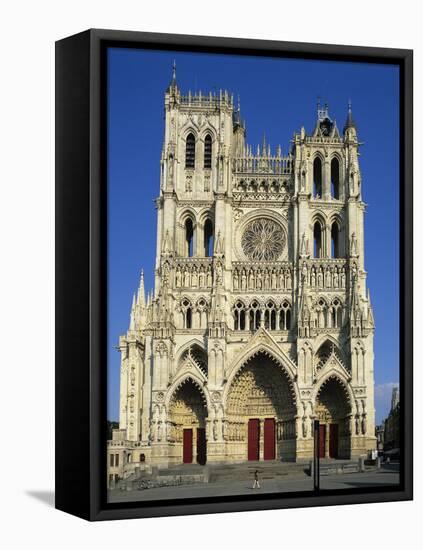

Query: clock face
<box><xmin>241</xmin><ymin>218</ymin><xmax>286</xmax><ymax>261</ymax></box>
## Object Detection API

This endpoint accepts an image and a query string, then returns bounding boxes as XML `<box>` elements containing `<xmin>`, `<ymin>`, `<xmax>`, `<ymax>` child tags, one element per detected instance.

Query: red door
<box><xmin>318</xmin><ymin>424</ymin><xmax>326</xmax><ymax>458</ymax></box>
<box><xmin>183</xmin><ymin>428</ymin><xmax>193</xmax><ymax>463</ymax></box>
<box><xmin>196</xmin><ymin>428</ymin><xmax>207</xmax><ymax>465</ymax></box>
<box><xmin>264</xmin><ymin>418</ymin><xmax>276</xmax><ymax>460</ymax></box>
<box><xmin>248</xmin><ymin>419</ymin><xmax>260</xmax><ymax>461</ymax></box>
<box><xmin>329</xmin><ymin>424</ymin><xmax>339</xmax><ymax>458</ymax></box>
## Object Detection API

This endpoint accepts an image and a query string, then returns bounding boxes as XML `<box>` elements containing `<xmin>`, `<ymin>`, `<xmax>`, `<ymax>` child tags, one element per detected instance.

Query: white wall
<box><xmin>0</xmin><ymin>0</ymin><xmax>420</xmax><ymax>547</ymax></box>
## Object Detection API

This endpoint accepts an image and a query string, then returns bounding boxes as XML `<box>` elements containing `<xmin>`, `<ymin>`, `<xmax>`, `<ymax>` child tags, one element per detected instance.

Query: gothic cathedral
<box><xmin>108</xmin><ymin>68</ymin><xmax>376</xmax><ymax>475</ymax></box>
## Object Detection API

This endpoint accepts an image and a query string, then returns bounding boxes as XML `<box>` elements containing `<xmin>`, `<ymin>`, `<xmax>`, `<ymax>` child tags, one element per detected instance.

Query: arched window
<box><xmin>317</xmin><ymin>298</ymin><xmax>328</xmax><ymax>328</ymax></box>
<box><xmin>280</xmin><ymin>301</ymin><xmax>291</xmax><ymax>330</ymax></box>
<box><xmin>181</xmin><ymin>298</ymin><xmax>192</xmax><ymax>329</ymax></box>
<box><xmin>204</xmin><ymin>219</ymin><xmax>213</xmax><ymax>257</ymax></box>
<box><xmin>204</xmin><ymin>134</ymin><xmax>212</xmax><ymax>169</ymax></box>
<box><xmin>331</xmin><ymin>158</ymin><xmax>340</xmax><ymax>199</ymax></box>
<box><xmin>185</xmin><ymin>218</ymin><xmax>194</xmax><ymax>257</ymax></box>
<box><xmin>249</xmin><ymin>301</ymin><xmax>260</xmax><ymax>332</ymax></box>
<box><xmin>264</xmin><ymin>301</ymin><xmax>276</xmax><ymax>330</ymax></box>
<box><xmin>331</xmin><ymin>222</ymin><xmax>340</xmax><ymax>258</ymax></box>
<box><xmin>313</xmin><ymin>222</ymin><xmax>323</xmax><ymax>258</ymax></box>
<box><xmin>313</xmin><ymin>157</ymin><xmax>322</xmax><ymax>198</ymax></box>
<box><xmin>331</xmin><ymin>298</ymin><xmax>342</xmax><ymax>328</ymax></box>
<box><xmin>185</xmin><ymin>133</ymin><xmax>195</xmax><ymax>169</ymax></box>
<box><xmin>233</xmin><ymin>301</ymin><xmax>246</xmax><ymax>330</ymax></box>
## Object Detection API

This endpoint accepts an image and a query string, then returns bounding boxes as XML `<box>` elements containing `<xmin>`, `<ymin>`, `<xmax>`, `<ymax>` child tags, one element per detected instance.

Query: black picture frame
<box><xmin>55</xmin><ymin>28</ymin><xmax>413</xmax><ymax>521</ymax></box>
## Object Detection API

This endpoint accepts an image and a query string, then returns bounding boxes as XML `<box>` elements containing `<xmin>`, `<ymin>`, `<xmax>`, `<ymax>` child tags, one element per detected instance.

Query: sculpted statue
<box><xmin>264</xmin><ymin>269</ymin><xmax>270</xmax><ymax>290</ymax></box>
<box><xmin>199</xmin><ymin>266</ymin><xmax>205</xmax><ymax>287</ymax></box>
<box><xmin>248</xmin><ymin>269</ymin><xmax>255</xmax><ymax>290</ymax></box>
<box><xmin>341</xmin><ymin>268</ymin><xmax>346</xmax><ymax>288</ymax></box>
<box><xmin>271</xmin><ymin>269</ymin><xmax>277</xmax><ymax>289</ymax></box>
<box><xmin>191</xmin><ymin>266</ymin><xmax>198</xmax><ymax>287</ymax></box>
<box><xmin>333</xmin><ymin>268</ymin><xmax>339</xmax><ymax>288</ymax></box>
<box><xmin>184</xmin><ymin>267</ymin><xmax>190</xmax><ymax>287</ymax></box>
<box><xmin>278</xmin><ymin>269</ymin><xmax>284</xmax><ymax>289</ymax></box>
<box><xmin>256</xmin><ymin>269</ymin><xmax>262</xmax><ymax>290</ymax></box>
<box><xmin>325</xmin><ymin>268</ymin><xmax>331</xmax><ymax>288</ymax></box>
<box><xmin>241</xmin><ymin>269</ymin><xmax>247</xmax><ymax>290</ymax></box>
<box><xmin>175</xmin><ymin>267</ymin><xmax>181</xmax><ymax>287</ymax></box>
<box><xmin>286</xmin><ymin>270</ymin><xmax>292</xmax><ymax>290</ymax></box>
<box><xmin>233</xmin><ymin>269</ymin><xmax>239</xmax><ymax>290</ymax></box>
<box><xmin>207</xmin><ymin>265</ymin><xmax>213</xmax><ymax>287</ymax></box>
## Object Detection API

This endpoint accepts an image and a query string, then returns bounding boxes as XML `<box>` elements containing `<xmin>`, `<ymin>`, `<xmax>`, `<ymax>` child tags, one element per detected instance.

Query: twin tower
<box><xmin>108</xmin><ymin>68</ymin><xmax>376</xmax><ymax>482</ymax></box>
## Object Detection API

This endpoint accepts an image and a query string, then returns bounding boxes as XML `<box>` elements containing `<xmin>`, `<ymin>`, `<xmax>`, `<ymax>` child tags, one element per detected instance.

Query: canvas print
<box><xmin>106</xmin><ymin>48</ymin><xmax>400</xmax><ymax>503</ymax></box>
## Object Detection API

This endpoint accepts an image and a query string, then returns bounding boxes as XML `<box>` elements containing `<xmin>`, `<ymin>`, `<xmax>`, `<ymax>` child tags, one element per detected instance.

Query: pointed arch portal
<box><xmin>225</xmin><ymin>352</ymin><xmax>297</xmax><ymax>461</ymax></box>
<box><xmin>168</xmin><ymin>379</ymin><xmax>208</xmax><ymax>465</ymax></box>
<box><xmin>315</xmin><ymin>377</ymin><xmax>352</xmax><ymax>458</ymax></box>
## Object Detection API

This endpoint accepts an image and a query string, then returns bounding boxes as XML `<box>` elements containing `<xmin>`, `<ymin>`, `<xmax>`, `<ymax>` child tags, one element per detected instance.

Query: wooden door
<box><xmin>183</xmin><ymin>428</ymin><xmax>193</xmax><ymax>463</ymax></box>
<box><xmin>318</xmin><ymin>424</ymin><xmax>326</xmax><ymax>458</ymax></box>
<box><xmin>248</xmin><ymin>419</ymin><xmax>260</xmax><ymax>461</ymax></box>
<box><xmin>329</xmin><ymin>424</ymin><xmax>339</xmax><ymax>458</ymax></box>
<box><xmin>263</xmin><ymin>418</ymin><xmax>276</xmax><ymax>460</ymax></box>
<box><xmin>196</xmin><ymin>427</ymin><xmax>207</xmax><ymax>465</ymax></box>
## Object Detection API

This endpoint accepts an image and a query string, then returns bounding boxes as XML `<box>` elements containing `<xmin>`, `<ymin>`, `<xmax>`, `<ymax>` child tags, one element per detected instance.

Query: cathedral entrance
<box><xmin>264</xmin><ymin>418</ymin><xmax>276</xmax><ymax>460</ymax></box>
<box><xmin>169</xmin><ymin>379</ymin><xmax>208</xmax><ymax>465</ymax></box>
<box><xmin>316</xmin><ymin>377</ymin><xmax>351</xmax><ymax>459</ymax></box>
<box><xmin>329</xmin><ymin>423</ymin><xmax>339</xmax><ymax>458</ymax></box>
<box><xmin>248</xmin><ymin>419</ymin><xmax>260</xmax><ymax>460</ymax></box>
<box><xmin>227</xmin><ymin>352</ymin><xmax>296</xmax><ymax>462</ymax></box>
<box><xmin>183</xmin><ymin>429</ymin><xmax>193</xmax><ymax>463</ymax></box>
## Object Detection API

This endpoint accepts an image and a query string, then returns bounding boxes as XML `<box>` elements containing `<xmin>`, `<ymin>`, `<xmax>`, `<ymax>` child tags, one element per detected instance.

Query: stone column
<box><xmin>259</xmin><ymin>419</ymin><xmax>265</xmax><ymax>461</ymax></box>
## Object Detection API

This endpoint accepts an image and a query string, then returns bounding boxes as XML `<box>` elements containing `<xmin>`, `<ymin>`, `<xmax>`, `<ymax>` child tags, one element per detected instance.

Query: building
<box><xmin>108</xmin><ymin>67</ymin><xmax>376</xmax><ymax>482</ymax></box>
<box><xmin>383</xmin><ymin>387</ymin><xmax>400</xmax><ymax>452</ymax></box>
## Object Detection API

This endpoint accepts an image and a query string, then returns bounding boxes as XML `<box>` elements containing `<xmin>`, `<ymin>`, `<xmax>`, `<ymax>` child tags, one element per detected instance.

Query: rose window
<box><xmin>241</xmin><ymin>218</ymin><xmax>285</xmax><ymax>261</ymax></box>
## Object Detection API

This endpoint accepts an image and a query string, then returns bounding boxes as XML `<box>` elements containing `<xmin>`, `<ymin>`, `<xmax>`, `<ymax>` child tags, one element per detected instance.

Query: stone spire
<box><xmin>343</xmin><ymin>100</ymin><xmax>356</xmax><ymax>134</ymax></box>
<box><xmin>129</xmin><ymin>293</ymin><xmax>136</xmax><ymax>331</ymax></box>
<box><xmin>166</xmin><ymin>59</ymin><xmax>179</xmax><ymax>94</ymax></box>
<box><xmin>137</xmin><ymin>269</ymin><xmax>146</xmax><ymax>307</ymax></box>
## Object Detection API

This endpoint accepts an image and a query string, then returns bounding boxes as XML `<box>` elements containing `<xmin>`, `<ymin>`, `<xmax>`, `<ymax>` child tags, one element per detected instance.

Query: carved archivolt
<box><xmin>226</xmin><ymin>355</ymin><xmax>296</xmax><ymax>418</ymax></box>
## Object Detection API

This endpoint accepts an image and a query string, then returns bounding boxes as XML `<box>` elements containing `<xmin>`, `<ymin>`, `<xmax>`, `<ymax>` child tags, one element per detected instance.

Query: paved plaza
<box><xmin>108</xmin><ymin>463</ymin><xmax>400</xmax><ymax>503</ymax></box>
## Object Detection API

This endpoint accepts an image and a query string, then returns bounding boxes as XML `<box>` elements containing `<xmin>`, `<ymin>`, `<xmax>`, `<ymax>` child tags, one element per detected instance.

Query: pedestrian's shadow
<box><xmin>26</xmin><ymin>490</ymin><xmax>55</xmax><ymax>508</ymax></box>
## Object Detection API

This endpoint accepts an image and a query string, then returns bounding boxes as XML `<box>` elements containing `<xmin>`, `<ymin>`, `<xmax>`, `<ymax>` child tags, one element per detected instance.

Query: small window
<box><xmin>185</xmin><ymin>218</ymin><xmax>194</xmax><ymax>257</ymax></box>
<box><xmin>313</xmin><ymin>157</ymin><xmax>322</xmax><ymax>198</ymax></box>
<box><xmin>331</xmin><ymin>158</ymin><xmax>340</xmax><ymax>199</ymax></box>
<box><xmin>140</xmin><ymin>453</ymin><xmax>146</xmax><ymax>462</ymax></box>
<box><xmin>314</xmin><ymin>222</ymin><xmax>323</xmax><ymax>258</ymax></box>
<box><xmin>185</xmin><ymin>133</ymin><xmax>195</xmax><ymax>169</ymax></box>
<box><xmin>204</xmin><ymin>219</ymin><xmax>213</xmax><ymax>257</ymax></box>
<box><xmin>204</xmin><ymin>135</ymin><xmax>212</xmax><ymax>169</ymax></box>
<box><xmin>115</xmin><ymin>454</ymin><xmax>119</xmax><ymax>467</ymax></box>
<box><xmin>110</xmin><ymin>454</ymin><xmax>114</xmax><ymax>467</ymax></box>
<box><xmin>331</xmin><ymin>222</ymin><xmax>340</xmax><ymax>258</ymax></box>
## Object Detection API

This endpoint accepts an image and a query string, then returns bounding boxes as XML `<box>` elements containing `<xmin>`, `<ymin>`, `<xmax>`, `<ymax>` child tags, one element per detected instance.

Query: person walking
<box><xmin>252</xmin><ymin>469</ymin><xmax>260</xmax><ymax>489</ymax></box>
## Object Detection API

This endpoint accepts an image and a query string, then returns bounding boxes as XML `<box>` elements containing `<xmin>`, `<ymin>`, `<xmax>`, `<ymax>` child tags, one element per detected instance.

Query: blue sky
<box><xmin>107</xmin><ymin>48</ymin><xmax>399</xmax><ymax>425</ymax></box>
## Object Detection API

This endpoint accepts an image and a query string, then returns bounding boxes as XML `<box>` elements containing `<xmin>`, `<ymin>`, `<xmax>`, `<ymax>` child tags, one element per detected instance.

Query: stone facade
<box><xmin>108</xmin><ymin>69</ymin><xmax>376</xmax><ymax>482</ymax></box>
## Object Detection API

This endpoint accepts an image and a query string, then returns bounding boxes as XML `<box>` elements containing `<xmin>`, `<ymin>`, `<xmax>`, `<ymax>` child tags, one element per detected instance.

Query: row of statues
<box><xmin>171</xmin><ymin>262</ymin><xmax>347</xmax><ymax>291</ymax></box>
<box><xmin>174</xmin><ymin>263</ymin><xmax>213</xmax><ymax>288</ymax></box>
<box><xmin>233</xmin><ymin>267</ymin><xmax>292</xmax><ymax>291</ymax></box>
<box><xmin>306</xmin><ymin>264</ymin><xmax>347</xmax><ymax>289</ymax></box>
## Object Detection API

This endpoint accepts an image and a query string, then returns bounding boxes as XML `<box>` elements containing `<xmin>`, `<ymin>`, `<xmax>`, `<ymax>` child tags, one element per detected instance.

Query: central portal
<box><xmin>227</xmin><ymin>351</ymin><xmax>296</xmax><ymax>462</ymax></box>
<box><xmin>248</xmin><ymin>419</ymin><xmax>260</xmax><ymax>460</ymax></box>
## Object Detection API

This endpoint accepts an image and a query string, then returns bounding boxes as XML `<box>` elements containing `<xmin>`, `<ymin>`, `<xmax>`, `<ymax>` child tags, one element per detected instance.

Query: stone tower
<box><xmin>107</xmin><ymin>70</ymin><xmax>376</xmax><ymax>480</ymax></box>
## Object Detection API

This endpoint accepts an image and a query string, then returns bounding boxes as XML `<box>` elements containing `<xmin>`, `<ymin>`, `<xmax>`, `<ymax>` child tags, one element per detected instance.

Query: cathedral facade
<box><xmin>108</xmin><ymin>69</ymin><xmax>376</xmax><ymax>481</ymax></box>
